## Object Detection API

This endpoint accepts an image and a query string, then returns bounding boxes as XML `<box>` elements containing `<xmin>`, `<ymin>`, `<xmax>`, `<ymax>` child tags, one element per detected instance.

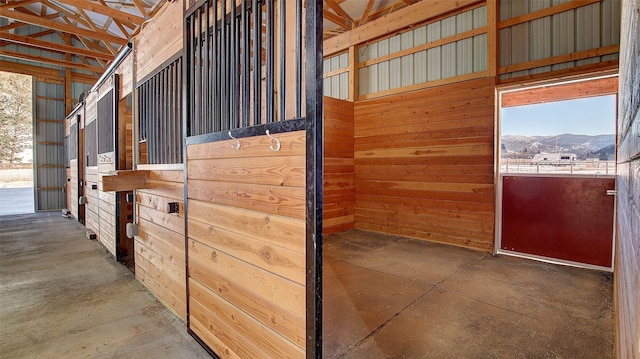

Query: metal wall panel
<box><xmin>499</xmin><ymin>0</ymin><xmax>620</xmax><ymax>80</ymax></box>
<box><xmin>576</xmin><ymin>3</ymin><xmax>601</xmax><ymax>52</ymax></box>
<box><xmin>323</xmin><ymin>53</ymin><xmax>349</xmax><ymax>100</ymax></box>
<box><xmin>356</xmin><ymin>5</ymin><xmax>488</xmax><ymax>96</ymax></box>
<box><xmin>33</xmin><ymin>81</ymin><xmax>66</xmax><ymax>211</ymax></box>
<box><xmin>601</xmin><ymin>0</ymin><xmax>621</xmax><ymax>46</ymax></box>
<box><xmin>473</xmin><ymin>34</ymin><xmax>488</xmax><ymax>72</ymax></box>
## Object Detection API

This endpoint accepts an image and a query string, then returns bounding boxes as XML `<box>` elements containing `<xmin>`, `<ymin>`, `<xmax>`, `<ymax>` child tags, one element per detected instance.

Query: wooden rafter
<box><xmin>1</xmin><ymin>8</ymin><xmax>128</xmax><ymax>45</ymax></box>
<box><xmin>360</xmin><ymin>0</ymin><xmax>375</xmax><ymax>26</ymax></box>
<box><xmin>325</xmin><ymin>0</ymin><xmax>353</xmax><ymax>24</ymax></box>
<box><xmin>324</xmin><ymin>9</ymin><xmax>351</xmax><ymax>30</ymax></box>
<box><xmin>0</xmin><ymin>32</ymin><xmax>114</xmax><ymax>60</ymax></box>
<box><xmin>54</xmin><ymin>0</ymin><xmax>145</xmax><ymax>25</ymax></box>
<box><xmin>0</xmin><ymin>48</ymin><xmax>104</xmax><ymax>73</ymax></box>
<box><xmin>0</xmin><ymin>0</ymin><xmax>41</xmax><ymax>9</ymax></box>
<box><xmin>130</xmin><ymin>0</ymin><xmax>148</xmax><ymax>18</ymax></box>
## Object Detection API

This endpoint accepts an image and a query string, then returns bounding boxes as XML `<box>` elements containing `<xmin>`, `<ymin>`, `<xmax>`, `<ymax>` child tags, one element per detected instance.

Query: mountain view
<box><xmin>501</xmin><ymin>134</ymin><xmax>615</xmax><ymax>160</ymax></box>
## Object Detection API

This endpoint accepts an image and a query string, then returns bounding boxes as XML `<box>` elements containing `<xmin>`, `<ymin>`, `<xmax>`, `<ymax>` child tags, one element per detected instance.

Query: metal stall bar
<box><xmin>231</xmin><ymin>0</ymin><xmax>240</xmax><ymax>129</ymax></box>
<box><xmin>295</xmin><ymin>0</ymin><xmax>302</xmax><ymax>118</ymax></box>
<box><xmin>265</xmin><ymin>0</ymin><xmax>274</xmax><ymax>123</ymax></box>
<box><xmin>242</xmin><ymin>0</ymin><xmax>251</xmax><ymax>127</ymax></box>
<box><xmin>252</xmin><ymin>0</ymin><xmax>261</xmax><ymax>125</ymax></box>
<box><xmin>279</xmin><ymin>0</ymin><xmax>286</xmax><ymax>121</ymax></box>
<box><xmin>306</xmin><ymin>0</ymin><xmax>324</xmax><ymax>356</ymax></box>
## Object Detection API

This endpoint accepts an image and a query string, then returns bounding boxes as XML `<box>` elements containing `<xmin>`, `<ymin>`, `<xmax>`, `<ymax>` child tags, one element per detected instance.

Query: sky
<box><xmin>500</xmin><ymin>94</ymin><xmax>616</xmax><ymax>137</ymax></box>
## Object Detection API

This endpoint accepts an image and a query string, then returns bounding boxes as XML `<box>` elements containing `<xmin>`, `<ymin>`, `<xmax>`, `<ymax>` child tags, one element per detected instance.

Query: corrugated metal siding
<box><xmin>499</xmin><ymin>0</ymin><xmax>621</xmax><ymax>81</ymax></box>
<box><xmin>358</xmin><ymin>5</ymin><xmax>488</xmax><ymax>97</ymax></box>
<box><xmin>323</xmin><ymin>52</ymin><xmax>349</xmax><ymax>100</ymax></box>
<box><xmin>34</xmin><ymin>81</ymin><xmax>66</xmax><ymax>211</ymax></box>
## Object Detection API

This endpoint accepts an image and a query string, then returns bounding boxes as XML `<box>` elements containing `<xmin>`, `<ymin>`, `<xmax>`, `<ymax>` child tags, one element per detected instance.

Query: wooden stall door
<box><xmin>501</xmin><ymin>175</ymin><xmax>615</xmax><ymax>268</ymax></box>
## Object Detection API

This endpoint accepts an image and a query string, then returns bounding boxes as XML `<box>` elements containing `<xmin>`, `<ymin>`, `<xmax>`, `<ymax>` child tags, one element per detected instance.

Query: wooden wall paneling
<box><xmin>323</xmin><ymin>97</ymin><xmax>355</xmax><ymax>234</ymax></box>
<box><xmin>353</xmin><ymin>77</ymin><xmax>496</xmax><ymax>251</ymax></box>
<box><xmin>134</xmin><ymin>170</ymin><xmax>186</xmax><ymax>320</ymax></box>
<box><xmin>186</xmin><ymin>132</ymin><xmax>306</xmax><ymax>357</ymax></box>
<box><xmin>501</xmin><ymin>76</ymin><xmax>618</xmax><ymax>107</ymax></box>
<box><xmin>615</xmin><ymin>0</ymin><xmax>640</xmax><ymax>357</ymax></box>
<box><xmin>84</xmin><ymin>166</ymin><xmax>100</xmax><ymax>236</ymax></box>
<box><xmin>115</xmin><ymin>52</ymin><xmax>134</xmax><ymax>98</ymax></box>
<box><xmin>134</xmin><ymin>0</ymin><xmax>183</xmax><ymax>82</ymax></box>
<box><xmin>98</xmin><ymin>152</ymin><xmax>117</xmax><ymax>257</ymax></box>
<box><xmin>69</xmin><ymin>160</ymin><xmax>78</xmax><ymax>219</ymax></box>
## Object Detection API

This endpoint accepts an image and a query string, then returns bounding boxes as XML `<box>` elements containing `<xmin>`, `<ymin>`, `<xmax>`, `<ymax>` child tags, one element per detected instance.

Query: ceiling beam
<box><xmin>130</xmin><ymin>0</ymin><xmax>148</xmax><ymax>18</ymax></box>
<box><xmin>53</xmin><ymin>0</ymin><xmax>145</xmax><ymax>25</ymax></box>
<box><xmin>325</xmin><ymin>0</ymin><xmax>481</xmax><ymax>56</ymax></box>
<box><xmin>0</xmin><ymin>8</ymin><xmax>128</xmax><ymax>45</ymax></box>
<box><xmin>324</xmin><ymin>9</ymin><xmax>351</xmax><ymax>30</ymax></box>
<box><xmin>325</xmin><ymin>0</ymin><xmax>353</xmax><ymax>24</ymax></box>
<box><xmin>0</xmin><ymin>0</ymin><xmax>41</xmax><ymax>9</ymax></box>
<box><xmin>0</xmin><ymin>48</ymin><xmax>104</xmax><ymax>73</ymax></box>
<box><xmin>360</xmin><ymin>0</ymin><xmax>375</xmax><ymax>26</ymax></box>
<box><xmin>0</xmin><ymin>58</ymin><xmax>63</xmax><ymax>82</ymax></box>
<box><xmin>0</xmin><ymin>32</ymin><xmax>115</xmax><ymax>61</ymax></box>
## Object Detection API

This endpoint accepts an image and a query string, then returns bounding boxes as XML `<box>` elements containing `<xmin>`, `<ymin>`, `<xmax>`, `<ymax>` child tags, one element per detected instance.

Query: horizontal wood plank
<box><xmin>188</xmin><ymin>200</ymin><xmax>305</xmax><ymax>254</ymax></box>
<box><xmin>189</xmin><ymin>281</ymin><xmax>304</xmax><ymax>358</ymax></box>
<box><xmin>188</xmin><ymin>180</ymin><xmax>306</xmax><ymax>220</ymax></box>
<box><xmin>188</xmin><ymin>219</ymin><xmax>305</xmax><ymax>285</ymax></box>
<box><xmin>189</xmin><ymin>240</ymin><xmax>305</xmax><ymax>348</ymax></box>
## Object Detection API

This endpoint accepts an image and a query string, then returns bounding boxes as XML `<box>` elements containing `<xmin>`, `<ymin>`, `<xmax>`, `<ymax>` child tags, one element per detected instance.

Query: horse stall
<box><xmin>65</xmin><ymin>104</ymin><xmax>84</xmax><ymax>224</ymax></box>
<box><xmin>60</xmin><ymin>0</ymin><xmax>632</xmax><ymax>357</ymax></box>
<box><xmin>80</xmin><ymin>56</ymin><xmax>135</xmax><ymax>263</ymax></box>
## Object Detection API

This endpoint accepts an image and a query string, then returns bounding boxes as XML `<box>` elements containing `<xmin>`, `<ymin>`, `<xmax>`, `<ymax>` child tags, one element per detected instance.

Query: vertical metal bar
<box><xmin>295</xmin><ymin>0</ymin><xmax>302</xmax><ymax>118</ymax></box>
<box><xmin>172</xmin><ymin>62</ymin><xmax>177</xmax><ymax>162</ymax></box>
<box><xmin>242</xmin><ymin>0</ymin><xmax>250</xmax><ymax>127</ymax></box>
<box><xmin>221</xmin><ymin>0</ymin><xmax>228</xmax><ymax>130</ymax></box>
<box><xmin>176</xmin><ymin>58</ymin><xmax>182</xmax><ymax>162</ymax></box>
<box><xmin>231</xmin><ymin>0</ymin><xmax>239</xmax><ymax>129</ymax></box>
<box><xmin>166</xmin><ymin>68</ymin><xmax>171</xmax><ymax>163</ymax></box>
<box><xmin>204</xmin><ymin>0</ymin><xmax>210</xmax><ymax>134</ymax></box>
<box><xmin>252</xmin><ymin>0</ymin><xmax>262</xmax><ymax>125</ymax></box>
<box><xmin>265</xmin><ymin>0</ymin><xmax>274</xmax><ymax>123</ymax></box>
<box><xmin>154</xmin><ymin>73</ymin><xmax>160</xmax><ymax>164</ymax></box>
<box><xmin>173</xmin><ymin>61</ymin><xmax>178</xmax><ymax>163</ymax></box>
<box><xmin>149</xmin><ymin>76</ymin><xmax>154</xmax><ymax>164</ymax></box>
<box><xmin>195</xmin><ymin>7</ymin><xmax>202</xmax><ymax>136</ymax></box>
<box><xmin>213</xmin><ymin>1</ymin><xmax>220</xmax><ymax>132</ymax></box>
<box><xmin>279</xmin><ymin>0</ymin><xmax>286</xmax><ymax>121</ymax></box>
<box><xmin>305</xmin><ymin>0</ymin><xmax>323</xmax><ymax>357</ymax></box>
<box><xmin>181</xmin><ymin>6</ymin><xmax>191</xmax><ymax>335</ymax></box>
<box><xmin>189</xmin><ymin>13</ymin><xmax>196</xmax><ymax>136</ymax></box>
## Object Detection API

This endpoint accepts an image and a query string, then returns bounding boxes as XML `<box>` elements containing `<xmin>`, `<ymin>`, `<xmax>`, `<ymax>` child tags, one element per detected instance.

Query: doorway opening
<box><xmin>0</xmin><ymin>71</ymin><xmax>34</xmax><ymax>215</ymax></box>
<box><xmin>497</xmin><ymin>75</ymin><xmax>618</xmax><ymax>271</ymax></box>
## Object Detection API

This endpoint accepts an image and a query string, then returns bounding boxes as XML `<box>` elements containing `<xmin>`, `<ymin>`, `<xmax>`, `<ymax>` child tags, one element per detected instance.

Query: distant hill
<box><xmin>501</xmin><ymin>134</ymin><xmax>615</xmax><ymax>160</ymax></box>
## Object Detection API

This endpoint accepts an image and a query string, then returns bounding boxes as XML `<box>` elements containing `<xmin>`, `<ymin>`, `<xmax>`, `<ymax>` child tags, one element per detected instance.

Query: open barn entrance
<box><xmin>0</xmin><ymin>72</ymin><xmax>34</xmax><ymax>215</ymax></box>
<box><xmin>497</xmin><ymin>76</ymin><xmax>618</xmax><ymax>270</ymax></box>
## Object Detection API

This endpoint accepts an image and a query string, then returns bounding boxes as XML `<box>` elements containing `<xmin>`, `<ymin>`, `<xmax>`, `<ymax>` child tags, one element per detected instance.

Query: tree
<box><xmin>0</xmin><ymin>72</ymin><xmax>32</xmax><ymax>164</ymax></box>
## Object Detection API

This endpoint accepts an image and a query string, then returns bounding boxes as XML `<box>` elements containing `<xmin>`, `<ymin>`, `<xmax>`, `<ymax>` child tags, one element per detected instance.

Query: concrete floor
<box><xmin>0</xmin><ymin>213</ymin><xmax>614</xmax><ymax>358</ymax></box>
<box><xmin>0</xmin><ymin>213</ymin><xmax>209</xmax><ymax>359</ymax></box>
<box><xmin>323</xmin><ymin>229</ymin><xmax>614</xmax><ymax>359</ymax></box>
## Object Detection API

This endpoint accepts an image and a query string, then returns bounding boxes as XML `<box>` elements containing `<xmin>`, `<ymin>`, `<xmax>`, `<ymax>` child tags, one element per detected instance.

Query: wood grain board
<box><xmin>615</xmin><ymin>2</ymin><xmax>640</xmax><ymax>357</ymax></box>
<box><xmin>135</xmin><ymin>170</ymin><xmax>186</xmax><ymax>321</ymax></box>
<box><xmin>324</xmin><ymin>97</ymin><xmax>355</xmax><ymax>234</ymax></box>
<box><xmin>187</xmin><ymin>131</ymin><xmax>306</xmax><ymax>357</ymax></box>
<box><xmin>353</xmin><ymin>77</ymin><xmax>496</xmax><ymax>251</ymax></box>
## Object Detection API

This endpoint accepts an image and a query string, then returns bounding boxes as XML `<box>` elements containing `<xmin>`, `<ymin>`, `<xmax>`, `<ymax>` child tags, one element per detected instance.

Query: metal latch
<box><xmin>606</xmin><ymin>190</ymin><xmax>617</xmax><ymax>196</ymax></box>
